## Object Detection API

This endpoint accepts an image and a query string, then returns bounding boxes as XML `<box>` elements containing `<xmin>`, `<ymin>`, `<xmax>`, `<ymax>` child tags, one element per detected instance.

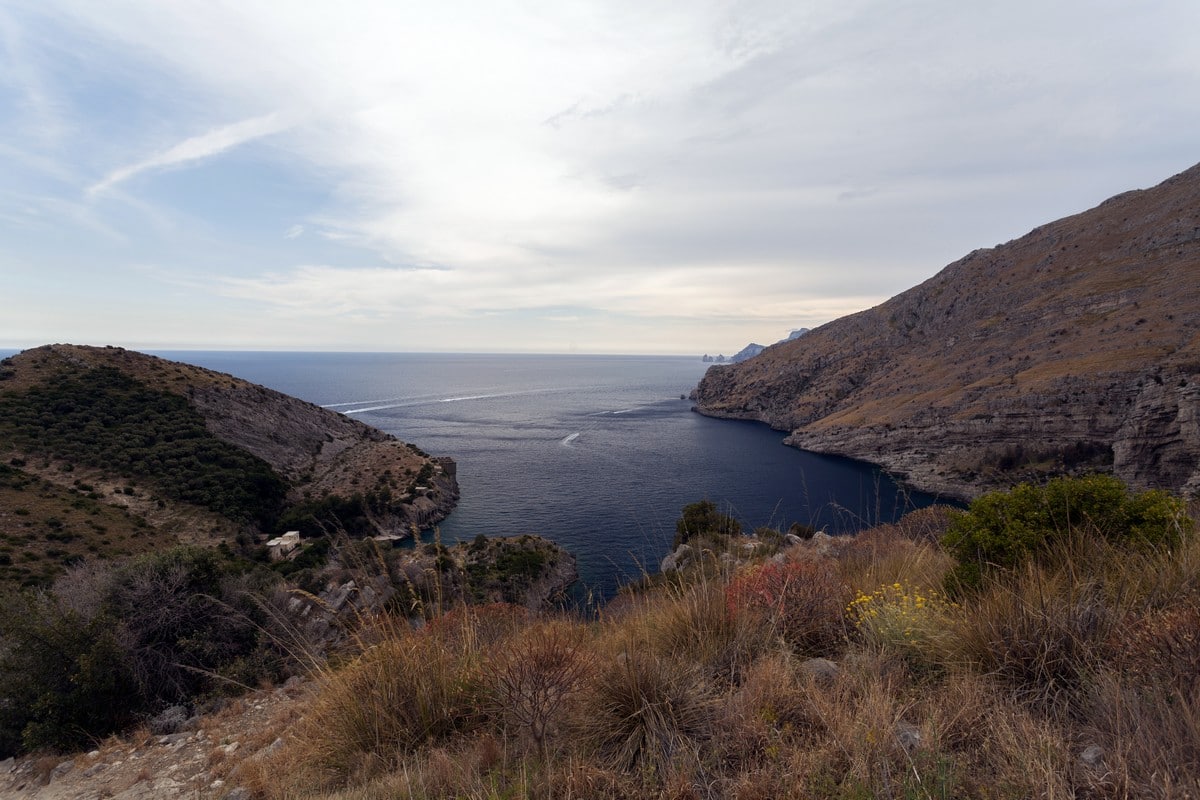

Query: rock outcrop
<box><xmin>730</xmin><ymin>343</ymin><xmax>766</xmax><ymax>363</ymax></box>
<box><xmin>693</xmin><ymin>162</ymin><xmax>1200</xmax><ymax>499</ymax></box>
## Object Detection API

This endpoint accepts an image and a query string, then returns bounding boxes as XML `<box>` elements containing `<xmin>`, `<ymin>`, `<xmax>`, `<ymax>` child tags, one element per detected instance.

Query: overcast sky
<box><xmin>2</xmin><ymin>1</ymin><xmax>1198</xmax><ymax>354</ymax></box>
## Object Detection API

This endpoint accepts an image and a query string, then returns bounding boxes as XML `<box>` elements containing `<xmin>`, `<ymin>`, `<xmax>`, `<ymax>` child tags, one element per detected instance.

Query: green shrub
<box><xmin>0</xmin><ymin>592</ymin><xmax>139</xmax><ymax>755</ymax></box>
<box><xmin>104</xmin><ymin>547</ymin><xmax>280</xmax><ymax>705</ymax></box>
<box><xmin>0</xmin><ymin>545</ymin><xmax>299</xmax><ymax>756</ymax></box>
<box><xmin>674</xmin><ymin>500</ymin><xmax>741</xmax><ymax>548</ymax></box>
<box><xmin>943</xmin><ymin>474</ymin><xmax>1192</xmax><ymax>589</ymax></box>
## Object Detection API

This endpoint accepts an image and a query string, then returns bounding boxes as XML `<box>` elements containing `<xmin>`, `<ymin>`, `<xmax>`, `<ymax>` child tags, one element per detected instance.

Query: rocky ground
<box><xmin>0</xmin><ymin>681</ymin><xmax>309</xmax><ymax>800</ymax></box>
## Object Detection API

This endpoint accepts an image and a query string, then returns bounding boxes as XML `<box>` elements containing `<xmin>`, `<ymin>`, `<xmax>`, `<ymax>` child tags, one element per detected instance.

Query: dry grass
<box><xmin>242</xmin><ymin>512</ymin><xmax>1200</xmax><ymax>800</ymax></box>
<box><xmin>614</xmin><ymin>570</ymin><xmax>773</xmax><ymax>686</ymax></box>
<box><xmin>725</xmin><ymin>558</ymin><xmax>849</xmax><ymax>656</ymax></box>
<box><xmin>838</xmin><ymin>522</ymin><xmax>956</xmax><ymax>598</ymax></box>
<box><xmin>484</xmin><ymin>619</ymin><xmax>594</xmax><ymax>758</ymax></box>
<box><xmin>952</xmin><ymin>564</ymin><xmax>1115</xmax><ymax>714</ymax></box>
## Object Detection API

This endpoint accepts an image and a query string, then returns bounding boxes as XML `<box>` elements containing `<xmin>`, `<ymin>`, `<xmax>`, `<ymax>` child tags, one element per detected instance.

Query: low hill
<box><xmin>693</xmin><ymin>162</ymin><xmax>1200</xmax><ymax>499</ymax></box>
<box><xmin>0</xmin><ymin>344</ymin><xmax>458</xmax><ymax>586</ymax></box>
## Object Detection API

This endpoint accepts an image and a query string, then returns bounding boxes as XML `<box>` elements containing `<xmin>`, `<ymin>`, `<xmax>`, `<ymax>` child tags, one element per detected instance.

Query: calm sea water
<box><xmin>141</xmin><ymin>351</ymin><xmax>944</xmax><ymax>598</ymax></box>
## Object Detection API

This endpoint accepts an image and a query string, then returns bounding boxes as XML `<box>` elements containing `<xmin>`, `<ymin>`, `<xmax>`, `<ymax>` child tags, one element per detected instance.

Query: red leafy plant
<box><xmin>724</xmin><ymin>559</ymin><xmax>847</xmax><ymax>655</ymax></box>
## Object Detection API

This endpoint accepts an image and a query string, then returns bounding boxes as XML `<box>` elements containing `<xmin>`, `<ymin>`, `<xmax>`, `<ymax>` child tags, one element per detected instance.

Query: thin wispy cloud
<box><xmin>87</xmin><ymin>112</ymin><xmax>291</xmax><ymax>198</ymax></box>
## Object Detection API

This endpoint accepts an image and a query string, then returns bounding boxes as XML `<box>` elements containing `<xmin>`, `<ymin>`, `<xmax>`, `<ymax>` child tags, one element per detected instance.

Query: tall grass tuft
<box><xmin>620</xmin><ymin>570</ymin><xmax>771</xmax><ymax>686</ymax></box>
<box><xmin>286</xmin><ymin>615</ymin><xmax>486</xmax><ymax>789</ymax></box>
<box><xmin>1078</xmin><ymin>671</ymin><xmax>1200</xmax><ymax>797</ymax></box>
<box><xmin>952</xmin><ymin>562</ymin><xmax>1114</xmax><ymax>715</ymax></box>
<box><xmin>573</xmin><ymin>650</ymin><xmax>713</xmax><ymax>782</ymax></box>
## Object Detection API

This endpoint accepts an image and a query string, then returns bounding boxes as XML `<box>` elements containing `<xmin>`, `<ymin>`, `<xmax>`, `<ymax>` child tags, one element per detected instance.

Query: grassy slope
<box><xmin>221</xmin><ymin>503</ymin><xmax>1200</xmax><ymax>800</ymax></box>
<box><xmin>0</xmin><ymin>464</ymin><xmax>175</xmax><ymax>588</ymax></box>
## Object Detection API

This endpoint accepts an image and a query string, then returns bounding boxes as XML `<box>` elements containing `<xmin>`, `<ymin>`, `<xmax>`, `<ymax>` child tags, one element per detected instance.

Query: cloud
<box><xmin>87</xmin><ymin>112</ymin><xmax>291</xmax><ymax>197</ymax></box>
<box><xmin>5</xmin><ymin>1</ymin><xmax>1200</xmax><ymax>352</ymax></box>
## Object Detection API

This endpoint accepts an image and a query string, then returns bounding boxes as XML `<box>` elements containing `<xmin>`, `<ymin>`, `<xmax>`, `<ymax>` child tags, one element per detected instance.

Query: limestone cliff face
<box><xmin>186</xmin><ymin>381</ymin><xmax>459</xmax><ymax>534</ymax></box>
<box><xmin>693</xmin><ymin>162</ymin><xmax>1200</xmax><ymax>499</ymax></box>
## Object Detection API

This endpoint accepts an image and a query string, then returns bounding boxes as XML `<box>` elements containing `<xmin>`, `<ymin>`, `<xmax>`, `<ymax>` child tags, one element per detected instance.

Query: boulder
<box><xmin>660</xmin><ymin>544</ymin><xmax>694</xmax><ymax>573</ymax></box>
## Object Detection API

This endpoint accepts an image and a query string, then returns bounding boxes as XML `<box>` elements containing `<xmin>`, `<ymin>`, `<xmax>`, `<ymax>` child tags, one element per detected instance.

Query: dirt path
<box><xmin>0</xmin><ymin>681</ymin><xmax>308</xmax><ymax>800</ymax></box>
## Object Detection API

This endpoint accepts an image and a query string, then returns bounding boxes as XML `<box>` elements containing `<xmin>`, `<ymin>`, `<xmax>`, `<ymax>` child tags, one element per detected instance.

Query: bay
<box><xmin>155</xmin><ymin>351</ymin><xmax>945</xmax><ymax>598</ymax></box>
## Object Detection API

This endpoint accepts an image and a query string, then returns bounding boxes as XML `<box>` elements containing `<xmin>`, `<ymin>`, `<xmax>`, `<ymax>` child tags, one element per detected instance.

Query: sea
<box><xmin>2</xmin><ymin>349</ymin><xmax>945</xmax><ymax>599</ymax></box>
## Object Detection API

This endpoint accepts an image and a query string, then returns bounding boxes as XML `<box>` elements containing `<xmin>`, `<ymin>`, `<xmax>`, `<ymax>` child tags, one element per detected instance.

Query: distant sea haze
<box><xmin>158</xmin><ymin>352</ymin><xmax>942</xmax><ymax>599</ymax></box>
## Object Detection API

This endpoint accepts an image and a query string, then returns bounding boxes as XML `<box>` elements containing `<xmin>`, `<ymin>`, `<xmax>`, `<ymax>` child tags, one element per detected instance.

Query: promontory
<box><xmin>693</xmin><ymin>161</ymin><xmax>1200</xmax><ymax>500</ymax></box>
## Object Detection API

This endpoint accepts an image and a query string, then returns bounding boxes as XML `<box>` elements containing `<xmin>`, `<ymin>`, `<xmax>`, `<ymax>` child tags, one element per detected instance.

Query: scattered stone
<box><xmin>326</xmin><ymin>580</ymin><xmax>357</xmax><ymax>612</ymax></box>
<box><xmin>1080</xmin><ymin>744</ymin><xmax>1105</xmax><ymax>768</ymax></box>
<box><xmin>221</xmin><ymin>742</ymin><xmax>240</xmax><ymax>756</ymax></box>
<box><xmin>49</xmin><ymin>759</ymin><xmax>75</xmax><ymax>782</ymax></box>
<box><xmin>659</xmin><ymin>544</ymin><xmax>694</xmax><ymax>573</ymax></box>
<box><xmin>895</xmin><ymin>721</ymin><xmax>921</xmax><ymax>753</ymax></box>
<box><xmin>799</xmin><ymin>657</ymin><xmax>840</xmax><ymax>685</ymax></box>
<box><xmin>82</xmin><ymin>763</ymin><xmax>107</xmax><ymax>778</ymax></box>
<box><xmin>224</xmin><ymin>787</ymin><xmax>252</xmax><ymax>800</ymax></box>
<box><xmin>148</xmin><ymin>704</ymin><xmax>189</xmax><ymax>735</ymax></box>
<box><xmin>0</xmin><ymin>757</ymin><xmax>13</xmax><ymax>774</ymax></box>
<box><xmin>157</xmin><ymin>732</ymin><xmax>190</xmax><ymax>746</ymax></box>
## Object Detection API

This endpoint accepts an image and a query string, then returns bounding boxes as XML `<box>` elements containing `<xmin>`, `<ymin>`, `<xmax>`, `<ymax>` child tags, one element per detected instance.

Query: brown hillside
<box><xmin>693</xmin><ymin>162</ymin><xmax>1200</xmax><ymax>499</ymax></box>
<box><xmin>0</xmin><ymin>345</ymin><xmax>459</xmax><ymax>572</ymax></box>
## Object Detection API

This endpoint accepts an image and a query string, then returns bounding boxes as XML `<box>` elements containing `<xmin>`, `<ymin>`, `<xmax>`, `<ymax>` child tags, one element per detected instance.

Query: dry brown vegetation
<box><xmin>227</xmin><ymin>504</ymin><xmax>1200</xmax><ymax>800</ymax></box>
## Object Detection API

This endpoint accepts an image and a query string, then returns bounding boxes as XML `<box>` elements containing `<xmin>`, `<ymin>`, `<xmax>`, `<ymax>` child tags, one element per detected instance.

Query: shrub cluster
<box><xmin>0</xmin><ymin>367</ymin><xmax>287</xmax><ymax>526</ymax></box>
<box><xmin>942</xmin><ymin>473</ymin><xmax>1192</xmax><ymax>588</ymax></box>
<box><xmin>673</xmin><ymin>499</ymin><xmax>741</xmax><ymax>548</ymax></box>
<box><xmin>0</xmin><ymin>547</ymin><xmax>293</xmax><ymax>755</ymax></box>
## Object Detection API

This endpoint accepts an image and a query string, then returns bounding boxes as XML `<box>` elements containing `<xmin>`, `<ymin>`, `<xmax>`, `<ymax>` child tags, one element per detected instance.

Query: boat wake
<box><xmin>336</xmin><ymin>387</ymin><xmax>567</xmax><ymax>415</ymax></box>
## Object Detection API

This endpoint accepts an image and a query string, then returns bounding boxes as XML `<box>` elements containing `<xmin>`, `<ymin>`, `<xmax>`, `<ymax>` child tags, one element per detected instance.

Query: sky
<box><xmin>2</xmin><ymin>1</ymin><xmax>1198</xmax><ymax>355</ymax></box>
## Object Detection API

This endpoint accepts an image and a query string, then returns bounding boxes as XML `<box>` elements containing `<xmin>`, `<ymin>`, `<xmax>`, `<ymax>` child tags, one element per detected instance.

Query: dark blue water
<box><xmin>143</xmin><ymin>352</ymin><xmax>943</xmax><ymax>598</ymax></box>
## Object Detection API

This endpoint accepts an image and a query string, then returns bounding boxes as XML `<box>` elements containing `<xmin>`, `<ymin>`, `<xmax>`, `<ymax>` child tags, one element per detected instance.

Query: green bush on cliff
<box><xmin>943</xmin><ymin>474</ymin><xmax>1192</xmax><ymax>589</ymax></box>
<box><xmin>673</xmin><ymin>499</ymin><xmax>741</xmax><ymax>548</ymax></box>
<box><xmin>0</xmin><ymin>592</ymin><xmax>138</xmax><ymax>754</ymax></box>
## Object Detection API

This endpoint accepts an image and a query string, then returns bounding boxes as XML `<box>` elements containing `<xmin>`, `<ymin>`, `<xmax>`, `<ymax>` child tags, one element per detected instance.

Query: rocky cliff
<box><xmin>693</xmin><ymin>162</ymin><xmax>1200</xmax><ymax>500</ymax></box>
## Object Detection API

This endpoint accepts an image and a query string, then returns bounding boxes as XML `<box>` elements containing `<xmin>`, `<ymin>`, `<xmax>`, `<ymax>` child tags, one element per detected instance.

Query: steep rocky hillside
<box><xmin>0</xmin><ymin>345</ymin><xmax>458</xmax><ymax>585</ymax></box>
<box><xmin>693</xmin><ymin>162</ymin><xmax>1200</xmax><ymax>499</ymax></box>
